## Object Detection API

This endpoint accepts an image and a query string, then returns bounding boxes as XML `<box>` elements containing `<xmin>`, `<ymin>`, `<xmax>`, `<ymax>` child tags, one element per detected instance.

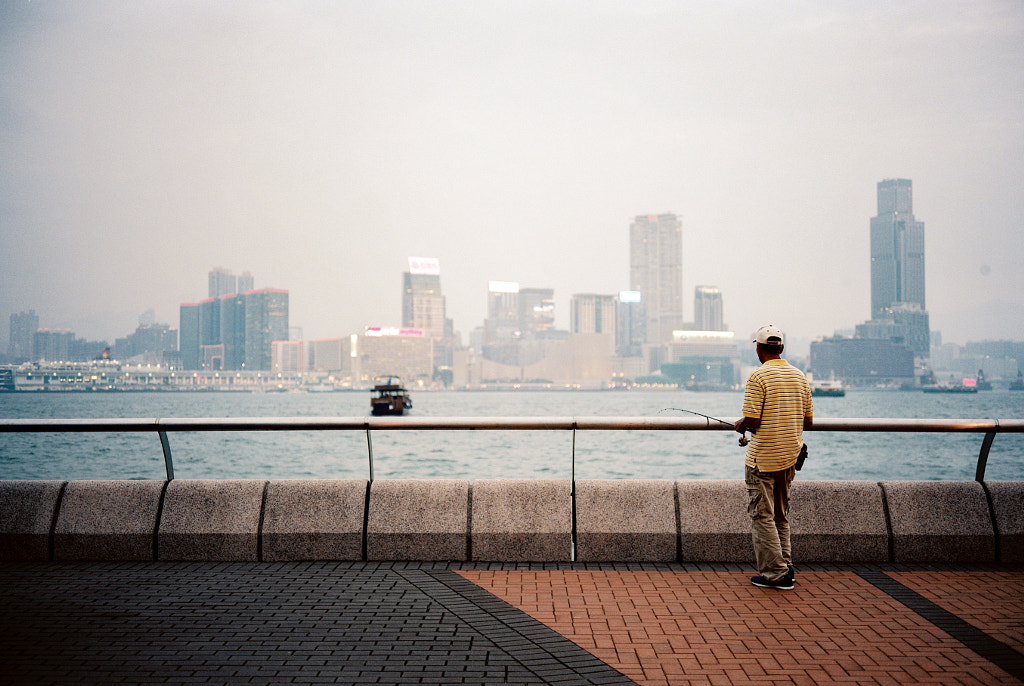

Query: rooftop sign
<box><xmin>408</xmin><ymin>257</ymin><xmax>440</xmax><ymax>275</ymax></box>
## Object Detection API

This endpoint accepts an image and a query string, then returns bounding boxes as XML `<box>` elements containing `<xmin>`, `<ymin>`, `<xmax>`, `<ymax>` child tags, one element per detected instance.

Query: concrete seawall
<box><xmin>1</xmin><ymin>479</ymin><xmax>1021</xmax><ymax>563</ymax></box>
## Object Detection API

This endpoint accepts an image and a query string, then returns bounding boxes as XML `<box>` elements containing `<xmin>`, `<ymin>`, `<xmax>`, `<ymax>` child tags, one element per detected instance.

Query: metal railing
<box><xmin>1</xmin><ymin>416</ymin><xmax>1022</xmax><ymax>482</ymax></box>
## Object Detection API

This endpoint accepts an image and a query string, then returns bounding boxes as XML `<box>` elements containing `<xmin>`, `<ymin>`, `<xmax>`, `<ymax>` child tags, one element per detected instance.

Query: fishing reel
<box><xmin>738</xmin><ymin>434</ymin><xmax>749</xmax><ymax>447</ymax></box>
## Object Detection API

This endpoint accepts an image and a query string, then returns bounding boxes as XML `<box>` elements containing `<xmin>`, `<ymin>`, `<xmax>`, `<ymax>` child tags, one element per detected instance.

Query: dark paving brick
<box><xmin>0</xmin><ymin>561</ymin><xmax>635</xmax><ymax>685</ymax></box>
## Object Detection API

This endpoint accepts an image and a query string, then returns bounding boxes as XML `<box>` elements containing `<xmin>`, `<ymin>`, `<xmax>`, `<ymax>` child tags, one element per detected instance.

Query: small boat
<box><xmin>811</xmin><ymin>380</ymin><xmax>845</xmax><ymax>397</ymax></box>
<box><xmin>370</xmin><ymin>376</ymin><xmax>412</xmax><ymax>416</ymax></box>
<box><xmin>1010</xmin><ymin>370</ymin><xmax>1024</xmax><ymax>391</ymax></box>
<box><xmin>975</xmin><ymin>370</ymin><xmax>993</xmax><ymax>391</ymax></box>
<box><xmin>809</xmin><ymin>373</ymin><xmax>845</xmax><ymax>397</ymax></box>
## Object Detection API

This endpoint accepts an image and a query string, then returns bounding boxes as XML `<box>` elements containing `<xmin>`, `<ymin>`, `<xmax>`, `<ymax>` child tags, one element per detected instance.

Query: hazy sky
<box><xmin>2</xmin><ymin>1</ymin><xmax>1022</xmax><ymax>354</ymax></box>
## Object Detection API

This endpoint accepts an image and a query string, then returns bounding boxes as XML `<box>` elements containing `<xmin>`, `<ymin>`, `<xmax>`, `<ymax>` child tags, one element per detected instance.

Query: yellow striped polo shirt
<box><xmin>742</xmin><ymin>358</ymin><xmax>813</xmax><ymax>471</ymax></box>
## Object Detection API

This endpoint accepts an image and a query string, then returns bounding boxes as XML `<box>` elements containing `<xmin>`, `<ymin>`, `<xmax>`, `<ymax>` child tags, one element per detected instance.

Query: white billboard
<box><xmin>489</xmin><ymin>281</ymin><xmax>520</xmax><ymax>294</ymax></box>
<box><xmin>408</xmin><ymin>257</ymin><xmax>440</xmax><ymax>275</ymax></box>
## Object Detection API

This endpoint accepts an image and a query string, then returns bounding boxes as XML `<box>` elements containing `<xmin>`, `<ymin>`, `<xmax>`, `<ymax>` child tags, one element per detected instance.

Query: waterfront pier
<box><xmin>1</xmin><ymin>418</ymin><xmax>1022</xmax><ymax>684</ymax></box>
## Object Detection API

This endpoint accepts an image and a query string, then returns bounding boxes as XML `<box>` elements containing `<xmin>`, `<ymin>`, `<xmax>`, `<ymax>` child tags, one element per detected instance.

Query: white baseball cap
<box><xmin>753</xmin><ymin>325</ymin><xmax>784</xmax><ymax>345</ymax></box>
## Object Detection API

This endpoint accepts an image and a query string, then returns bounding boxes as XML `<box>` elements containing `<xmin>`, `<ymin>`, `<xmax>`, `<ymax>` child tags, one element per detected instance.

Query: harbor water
<box><xmin>1</xmin><ymin>389</ymin><xmax>1022</xmax><ymax>482</ymax></box>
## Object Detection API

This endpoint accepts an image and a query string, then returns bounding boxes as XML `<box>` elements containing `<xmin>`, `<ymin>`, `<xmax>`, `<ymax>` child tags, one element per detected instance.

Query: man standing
<box><xmin>734</xmin><ymin>325</ymin><xmax>813</xmax><ymax>590</ymax></box>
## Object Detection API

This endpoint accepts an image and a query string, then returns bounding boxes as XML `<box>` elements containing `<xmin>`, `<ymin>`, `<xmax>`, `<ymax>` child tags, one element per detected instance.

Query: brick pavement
<box><xmin>0</xmin><ymin>562</ymin><xmax>1021</xmax><ymax>685</ymax></box>
<box><xmin>461</xmin><ymin>566</ymin><xmax>1024</xmax><ymax>686</ymax></box>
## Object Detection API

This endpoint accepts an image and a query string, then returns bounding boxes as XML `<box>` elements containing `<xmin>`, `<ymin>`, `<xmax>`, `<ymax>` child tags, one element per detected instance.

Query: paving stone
<box><xmin>2</xmin><ymin>560</ymin><xmax>1018</xmax><ymax>686</ymax></box>
<box><xmin>0</xmin><ymin>561</ymin><xmax>635</xmax><ymax>685</ymax></box>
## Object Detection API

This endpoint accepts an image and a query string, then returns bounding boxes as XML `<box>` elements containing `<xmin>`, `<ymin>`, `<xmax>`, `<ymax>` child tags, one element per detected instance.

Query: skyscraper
<box><xmin>8</xmin><ymin>310</ymin><xmax>39</xmax><ymax>361</ymax></box>
<box><xmin>219</xmin><ymin>293</ymin><xmax>246</xmax><ymax>370</ymax></box>
<box><xmin>178</xmin><ymin>302</ymin><xmax>201</xmax><ymax>370</ymax></box>
<box><xmin>402</xmin><ymin>257</ymin><xmax>446</xmax><ymax>340</ymax></box>
<box><xmin>870</xmin><ymin>179</ymin><xmax>925</xmax><ymax>318</ymax></box>
<box><xmin>244</xmin><ymin>289</ymin><xmax>289</xmax><ymax>371</ymax></box>
<box><xmin>629</xmin><ymin>213</ymin><xmax>683</xmax><ymax>344</ymax></box>
<box><xmin>694</xmin><ymin>286</ymin><xmax>725</xmax><ymax>332</ymax></box>
<box><xmin>615</xmin><ymin>291</ymin><xmax>646</xmax><ymax>357</ymax></box>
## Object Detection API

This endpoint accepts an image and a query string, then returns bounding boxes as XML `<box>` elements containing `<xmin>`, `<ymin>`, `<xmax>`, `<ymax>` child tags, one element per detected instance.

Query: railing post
<box><xmin>365</xmin><ymin>425</ymin><xmax>374</xmax><ymax>482</ymax></box>
<box><xmin>975</xmin><ymin>424</ymin><xmax>998</xmax><ymax>482</ymax></box>
<box><xmin>570</xmin><ymin>421</ymin><xmax>577</xmax><ymax>562</ymax></box>
<box><xmin>158</xmin><ymin>430</ymin><xmax>174</xmax><ymax>481</ymax></box>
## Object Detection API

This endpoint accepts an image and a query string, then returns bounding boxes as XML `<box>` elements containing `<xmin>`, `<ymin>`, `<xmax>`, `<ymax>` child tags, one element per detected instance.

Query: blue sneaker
<box><xmin>751</xmin><ymin>574</ymin><xmax>794</xmax><ymax>590</ymax></box>
<box><xmin>785</xmin><ymin>565</ymin><xmax>795</xmax><ymax>583</ymax></box>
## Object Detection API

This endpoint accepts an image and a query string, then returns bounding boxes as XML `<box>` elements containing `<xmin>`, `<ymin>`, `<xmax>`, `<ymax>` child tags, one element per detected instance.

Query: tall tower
<box><xmin>402</xmin><ymin>257</ymin><xmax>446</xmax><ymax>340</ymax></box>
<box><xmin>870</xmin><ymin>179</ymin><xmax>925</xmax><ymax>318</ymax></box>
<box><xmin>615</xmin><ymin>291</ymin><xmax>646</xmax><ymax>357</ymax></box>
<box><xmin>694</xmin><ymin>286</ymin><xmax>725</xmax><ymax>332</ymax></box>
<box><xmin>8</xmin><ymin>310</ymin><xmax>39</xmax><ymax>361</ymax></box>
<box><xmin>629</xmin><ymin>213</ymin><xmax>683</xmax><ymax>344</ymax></box>
<box><xmin>244</xmin><ymin>289</ymin><xmax>289</xmax><ymax>371</ymax></box>
<box><xmin>179</xmin><ymin>302</ymin><xmax>201</xmax><ymax>370</ymax></box>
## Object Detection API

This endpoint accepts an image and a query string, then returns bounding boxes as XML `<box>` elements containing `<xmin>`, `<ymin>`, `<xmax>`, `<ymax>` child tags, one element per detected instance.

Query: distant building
<box><xmin>615</xmin><ymin>291</ymin><xmax>645</xmax><ymax>358</ymax></box>
<box><xmin>661</xmin><ymin>331</ymin><xmax>740</xmax><ymax>388</ymax></box>
<box><xmin>402</xmin><ymin>257</ymin><xmax>446</xmax><ymax>340</ymax></box>
<box><xmin>809</xmin><ymin>337</ymin><xmax>915</xmax><ymax>386</ymax></box>
<box><xmin>630</xmin><ymin>213</ymin><xmax>683</xmax><ymax>344</ymax></box>
<box><xmin>849</xmin><ymin>179</ymin><xmax>932</xmax><ymax>364</ymax></box>
<box><xmin>870</xmin><ymin>179</ymin><xmax>925</xmax><ymax>318</ymax></box>
<box><xmin>244</xmin><ymin>289</ymin><xmax>289</xmax><ymax>371</ymax></box>
<box><xmin>33</xmin><ymin>329</ymin><xmax>74</xmax><ymax>363</ymax></box>
<box><xmin>354</xmin><ymin>327</ymin><xmax>433</xmax><ymax>385</ymax></box>
<box><xmin>237</xmin><ymin>271</ymin><xmax>254</xmax><ymax>294</ymax></box>
<box><xmin>219</xmin><ymin>293</ymin><xmax>246</xmax><ymax>370</ymax></box>
<box><xmin>892</xmin><ymin>303</ymin><xmax>930</xmax><ymax>359</ymax></box>
<box><xmin>179</xmin><ymin>302</ymin><xmax>201</xmax><ymax>370</ymax></box>
<box><xmin>484</xmin><ymin>281</ymin><xmax>521</xmax><ymax>344</ymax></box>
<box><xmin>199</xmin><ymin>298</ymin><xmax>220</xmax><ymax>353</ymax></box>
<box><xmin>518</xmin><ymin>288</ymin><xmax>555</xmax><ymax>337</ymax></box>
<box><xmin>570</xmin><ymin>294</ymin><xmax>616</xmax><ymax>335</ymax></box>
<box><xmin>272</xmin><ymin>340</ymin><xmax>305</xmax><ymax>373</ymax></box>
<box><xmin>694</xmin><ymin>286</ymin><xmax>725</xmax><ymax>332</ymax></box>
<box><xmin>8</xmin><ymin>310</ymin><xmax>39</xmax><ymax>362</ymax></box>
<box><xmin>209</xmin><ymin>267</ymin><xmax>237</xmax><ymax>298</ymax></box>
<box><xmin>112</xmin><ymin>323</ymin><xmax>178</xmax><ymax>362</ymax></box>
<box><xmin>202</xmin><ymin>344</ymin><xmax>225</xmax><ymax>370</ymax></box>
<box><xmin>931</xmin><ymin>339</ymin><xmax>1023</xmax><ymax>384</ymax></box>
<box><xmin>308</xmin><ymin>338</ymin><xmax>347</xmax><ymax>372</ymax></box>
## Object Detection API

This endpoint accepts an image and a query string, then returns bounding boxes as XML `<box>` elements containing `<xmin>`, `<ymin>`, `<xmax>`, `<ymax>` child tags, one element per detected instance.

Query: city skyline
<box><xmin>2</xmin><ymin>3</ymin><xmax>1022</xmax><ymax>350</ymax></box>
<box><xmin>6</xmin><ymin>188</ymin><xmax>1024</xmax><ymax>363</ymax></box>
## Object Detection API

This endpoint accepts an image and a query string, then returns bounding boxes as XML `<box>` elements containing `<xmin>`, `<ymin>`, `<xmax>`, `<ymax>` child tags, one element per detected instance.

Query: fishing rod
<box><xmin>658</xmin><ymin>408</ymin><xmax>750</xmax><ymax>446</ymax></box>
